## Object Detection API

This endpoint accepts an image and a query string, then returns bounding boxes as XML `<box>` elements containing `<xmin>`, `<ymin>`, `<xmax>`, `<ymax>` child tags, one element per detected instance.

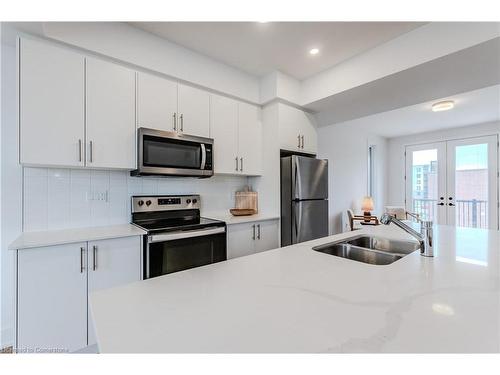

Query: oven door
<box><xmin>145</xmin><ymin>226</ymin><xmax>227</xmax><ymax>279</ymax></box>
<box><xmin>135</xmin><ymin>127</ymin><xmax>213</xmax><ymax>177</ymax></box>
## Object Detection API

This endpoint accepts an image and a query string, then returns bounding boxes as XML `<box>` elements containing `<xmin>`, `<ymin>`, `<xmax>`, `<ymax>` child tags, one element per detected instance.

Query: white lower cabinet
<box><xmin>227</xmin><ymin>219</ymin><xmax>279</xmax><ymax>259</ymax></box>
<box><xmin>16</xmin><ymin>236</ymin><xmax>141</xmax><ymax>352</ymax></box>
<box><xmin>87</xmin><ymin>237</ymin><xmax>142</xmax><ymax>346</ymax></box>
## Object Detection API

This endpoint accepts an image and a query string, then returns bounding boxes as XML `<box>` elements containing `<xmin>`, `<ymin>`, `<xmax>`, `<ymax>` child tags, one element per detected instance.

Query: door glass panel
<box><xmin>411</xmin><ymin>149</ymin><xmax>438</xmax><ymax>221</ymax></box>
<box><xmin>454</xmin><ymin>143</ymin><xmax>489</xmax><ymax>229</ymax></box>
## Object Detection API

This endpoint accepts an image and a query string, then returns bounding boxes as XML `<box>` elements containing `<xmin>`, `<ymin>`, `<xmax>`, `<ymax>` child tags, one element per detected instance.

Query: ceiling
<box><xmin>325</xmin><ymin>84</ymin><xmax>500</xmax><ymax>139</ymax></box>
<box><xmin>129</xmin><ymin>22</ymin><xmax>425</xmax><ymax>79</ymax></box>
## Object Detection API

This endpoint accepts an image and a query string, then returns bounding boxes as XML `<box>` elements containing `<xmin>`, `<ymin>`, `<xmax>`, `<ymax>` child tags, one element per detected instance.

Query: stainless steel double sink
<box><xmin>312</xmin><ymin>235</ymin><xmax>420</xmax><ymax>265</ymax></box>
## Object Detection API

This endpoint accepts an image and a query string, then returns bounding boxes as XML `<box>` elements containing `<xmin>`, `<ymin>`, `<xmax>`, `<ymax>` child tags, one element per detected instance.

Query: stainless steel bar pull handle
<box><xmin>301</xmin><ymin>135</ymin><xmax>304</xmax><ymax>149</ymax></box>
<box><xmin>235</xmin><ymin>157</ymin><xmax>239</xmax><ymax>171</ymax></box>
<box><xmin>92</xmin><ymin>245</ymin><xmax>97</xmax><ymax>271</ymax></box>
<box><xmin>80</xmin><ymin>247</ymin><xmax>85</xmax><ymax>273</ymax></box>
<box><xmin>252</xmin><ymin>224</ymin><xmax>256</xmax><ymax>240</ymax></box>
<box><xmin>240</xmin><ymin>157</ymin><xmax>243</xmax><ymax>172</ymax></box>
<box><xmin>173</xmin><ymin>113</ymin><xmax>177</xmax><ymax>131</ymax></box>
<box><xmin>180</xmin><ymin>114</ymin><xmax>184</xmax><ymax>132</ymax></box>
<box><xmin>89</xmin><ymin>141</ymin><xmax>94</xmax><ymax>163</ymax></box>
<box><xmin>257</xmin><ymin>224</ymin><xmax>261</xmax><ymax>240</ymax></box>
<box><xmin>297</xmin><ymin>135</ymin><xmax>301</xmax><ymax>148</ymax></box>
<box><xmin>78</xmin><ymin>139</ymin><xmax>82</xmax><ymax>162</ymax></box>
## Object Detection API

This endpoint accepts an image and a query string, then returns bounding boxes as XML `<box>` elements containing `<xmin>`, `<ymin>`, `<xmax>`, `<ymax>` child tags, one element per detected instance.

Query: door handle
<box><xmin>301</xmin><ymin>135</ymin><xmax>304</xmax><ymax>149</ymax></box>
<box><xmin>180</xmin><ymin>114</ymin><xmax>184</xmax><ymax>132</ymax></box>
<box><xmin>437</xmin><ymin>202</ymin><xmax>445</xmax><ymax>206</ymax></box>
<box><xmin>89</xmin><ymin>141</ymin><xmax>93</xmax><ymax>163</ymax></box>
<box><xmin>240</xmin><ymin>157</ymin><xmax>243</xmax><ymax>172</ymax></box>
<box><xmin>448</xmin><ymin>203</ymin><xmax>456</xmax><ymax>206</ymax></box>
<box><xmin>257</xmin><ymin>224</ymin><xmax>261</xmax><ymax>240</ymax></box>
<box><xmin>78</xmin><ymin>139</ymin><xmax>82</xmax><ymax>162</ymax></box>
<box><xmin>173</xmin><ymin>112</ymin><xmax>177</xmax><ymax>131</ymax></box>
<box><xmin>80</xmin><ymin>247</ymin><xmax>85</xmax><ymax>273</ymax></box>
<box><xmin>92</xmin><ymin>245</ymin><xmax>97</xmax><ymax>271</ymax></box>
<box><xmin>252</xmin><ymin>224</ymin><xmax>256</xmax><ymax>240</ymax></box>
<box><xmin>297</xmin><ymin>135</ymin><xmax>301</xmax><ymax>148</ymax></box>
<box><xmin>235</xmin><ymin>157</ymin><xmax>239</xmax><ymax>171</ymax></box>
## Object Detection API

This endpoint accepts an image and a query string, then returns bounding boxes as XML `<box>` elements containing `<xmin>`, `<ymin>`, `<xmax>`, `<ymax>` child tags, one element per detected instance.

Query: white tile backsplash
<box><xmin>23</xmin><ymin>167</ymin><xmax>249</xmax><ymax>231</ymax></box>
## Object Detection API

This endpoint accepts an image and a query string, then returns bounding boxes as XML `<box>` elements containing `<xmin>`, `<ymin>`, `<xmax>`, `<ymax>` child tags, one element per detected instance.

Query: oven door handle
<box><xmin>149</xmin><ymin>226</ymin><xmax>225</xmax><ymax>243</ymax></box>
<box><xmin>200</xmin><ymin>143</ymin><xmax>206</xmax><ymax>170</ymax></box>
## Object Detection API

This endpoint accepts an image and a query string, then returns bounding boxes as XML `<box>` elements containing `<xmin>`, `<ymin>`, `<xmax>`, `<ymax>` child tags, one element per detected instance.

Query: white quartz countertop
<box><xmin>9</xmin><ymin>224</ymin><xmax>147</xmax><ymax>250</ymax></box>
<box><xmin>90</xmin><ymin>224</ymin><xmax>500</xmax><ymax>353</ymax></box>
<box><xmin>204</xmin><ymin>212</ymin><xmax>279</xmax><ymax>225</ymax></box>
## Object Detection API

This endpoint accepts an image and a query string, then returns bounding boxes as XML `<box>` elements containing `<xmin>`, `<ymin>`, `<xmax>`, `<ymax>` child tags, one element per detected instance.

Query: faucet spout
<box><xmin>380</xmin><ymin>213</ymin><xmax>434</xmax><ymax>257</ymax></box>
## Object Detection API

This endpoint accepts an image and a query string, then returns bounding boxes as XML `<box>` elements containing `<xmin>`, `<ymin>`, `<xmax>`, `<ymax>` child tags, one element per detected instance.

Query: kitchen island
<box><xmin>90</xmin><ymin>224</ymin><xmax>500</xmax><ymax>353</ymax></box>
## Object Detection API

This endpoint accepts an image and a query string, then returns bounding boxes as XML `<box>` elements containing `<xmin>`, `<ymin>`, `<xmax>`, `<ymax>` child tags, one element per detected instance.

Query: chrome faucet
<box><xmin>380</xmin><ymin>213</ymin><xmax>434</xmax><ymax>257</ymax></box>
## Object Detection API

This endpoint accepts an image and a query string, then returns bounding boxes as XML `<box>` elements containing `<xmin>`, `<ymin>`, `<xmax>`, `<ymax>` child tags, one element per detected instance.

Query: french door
<box><xmin>405</xmin><ymin>135</ymin><xmax>498</xmax><ymax>229</ymax></box>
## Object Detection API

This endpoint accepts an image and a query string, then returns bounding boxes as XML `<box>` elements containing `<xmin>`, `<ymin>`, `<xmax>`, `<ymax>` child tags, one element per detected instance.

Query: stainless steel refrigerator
<box><xmin>281</xmin><ymin>155</ymin><xmax>329</xmax><ymax>246</ymax></box>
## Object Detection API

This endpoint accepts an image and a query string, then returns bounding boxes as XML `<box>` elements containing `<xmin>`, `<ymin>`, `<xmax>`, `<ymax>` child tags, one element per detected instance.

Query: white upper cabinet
<box><xmin>210</xmin><ymin>94</ymin><xmax>263</xmax><ymax>176</ymax></box>
<box><xmin>86</xmin><ymin>58</ymin><xmax>136</xmax><ymax>169</ymax></box>
<box><xmin>210</xmin><ymin>94</ymin><xmax>239</xmax><ymax>174</ymax></box>
<box><xmin>177</xmin><ymin>84</ymin><xmax>210</xmax><ymax>137</ymax></box>
<box><xmin>20</xmin><ymin>38</ymin><xmax>85</xmax><ymax>167</ymax></box>
<box><xmin>137</xmin><ymin>72</ymin><xmax>177</xmax><ymax>132</ymax></box>
<box><xmin>237</xmin><ymin>102</ymin><xmax>262</xmax><ymax>176</ymax></box>
<box><xmin>87</xmin><ymin>237</ymin><xmax>141</xmax><ymax>346</ymax></box>
<box><xmin>278</xmin><ymin>104</ymin><xmax>317</xmax><ymax>154</ymax></box>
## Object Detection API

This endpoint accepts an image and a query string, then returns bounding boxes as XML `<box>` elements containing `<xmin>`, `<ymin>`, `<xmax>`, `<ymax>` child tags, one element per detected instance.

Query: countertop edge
<box><xmin>204</xmin><ymin>212</ymin><xmax>280</xmax><ymax>225</ymax></box>
<box><xmin>9</xmin><ymin>224</ymin><xmax>147</xmax><ymax>250</ymax></box>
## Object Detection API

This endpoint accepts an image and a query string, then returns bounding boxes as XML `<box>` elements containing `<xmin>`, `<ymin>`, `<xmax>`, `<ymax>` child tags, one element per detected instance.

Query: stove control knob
<box><xmin>186</xmin><ymin>199</ymin><xmax>191</xmax><ymax>204</ymax></box>
<box><xmin>192</xmin><ymin>198</ymin><xmax>198</xmax><ymax>204</ymax></box>
<box><xmin>137</xmin><ymin>200</ymin><xmax>144</xmax><ymax>207</ymax></box>
<box><xmin>146</xmin><ymin>200</ymin><xmax>152</xmax><ymax>206</ymax></box>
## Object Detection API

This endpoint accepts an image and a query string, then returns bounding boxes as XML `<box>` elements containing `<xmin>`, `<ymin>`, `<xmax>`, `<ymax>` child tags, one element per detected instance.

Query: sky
<box><xmin>411</xmin><ymin>143</ymin><xmax>488</xmax><ymax>170</ymax></box>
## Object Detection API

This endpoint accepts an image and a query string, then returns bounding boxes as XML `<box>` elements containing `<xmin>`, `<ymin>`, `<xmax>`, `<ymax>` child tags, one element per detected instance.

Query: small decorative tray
<box><xmin>230</xmin><ymin>209</ymin><xmax>257</xmax><ymax>216</ymax></box>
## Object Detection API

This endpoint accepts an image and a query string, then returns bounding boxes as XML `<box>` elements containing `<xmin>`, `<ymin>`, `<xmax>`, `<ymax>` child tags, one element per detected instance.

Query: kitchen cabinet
<box><xmin>136</xmin><ymin>72</ymin><xmax>177</xmax><ymax>132</ymax></box>
<box><xmin>177</xmin><ymin>84</ymin><xmax>210</xmax><ymax>137</ymax></box>
<box><xmin>86</xmin><ymin>58</ymin><xmax>136</xmax><ymax>169</ymax></box>
<box><xmin>210</xmin><ymin>94</ymin><xmax>239</xmax><ymax>174</ymax></box>
<box><xmin>16</xmin><ymin>236</ymin><xmax>142</xmax><ymax>352</ymax></box>
<box><xmin>87</xmin><ymin>237</ymin><xmax>142</xmax><ymax>346</ymax></box>
<box><xmin>136</xmin><ymin>73</ymin><xmax>210</xmax><ymax>137</ymax></box>
<box><xmin>278</xmin><ymin>104</ymin><xmax>317</xmax><ymax>154</ymax></box>
<box><xmin>227</xmin><ymin>219</ymin><xmax>279</xmax><ymax>259</ymax></box>
<box><xmin>20</xmin><ymin>38</ymin><xmax>85</xmax><ymax>167</ymax></box>
<box><xmin>210</xmin><ymin>94</ymin><xmax>262</xmax><ymax>176</ymax></box>
<box><xmin>17</xmin><ymin>243</ymin><xmax>88</xmax><ymax>352</ymax></box>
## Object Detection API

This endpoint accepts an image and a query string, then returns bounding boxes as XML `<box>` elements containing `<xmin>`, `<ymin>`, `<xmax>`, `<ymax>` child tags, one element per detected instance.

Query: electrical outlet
<box><xmin>86</xmin><ymin>190</ymin><xmax>109</xmax><ymax>202</ymax></box>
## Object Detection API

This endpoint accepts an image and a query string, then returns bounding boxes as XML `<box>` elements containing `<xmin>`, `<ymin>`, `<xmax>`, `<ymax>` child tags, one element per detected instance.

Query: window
<box><xmin>367</xmin><ymin>145</ymin><xmax>375</xmax><ymax>197</ymax></box>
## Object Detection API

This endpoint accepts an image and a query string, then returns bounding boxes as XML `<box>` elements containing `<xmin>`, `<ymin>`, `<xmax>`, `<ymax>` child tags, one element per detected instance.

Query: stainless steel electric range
<box><xmin>131</xmin><ymin>195</ymin><xmax>227</xmax><ymax>279</ymax></box>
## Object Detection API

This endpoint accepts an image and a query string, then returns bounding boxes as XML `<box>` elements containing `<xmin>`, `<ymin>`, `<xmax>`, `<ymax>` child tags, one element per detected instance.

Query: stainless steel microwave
<box><xmin>131</xmin><ymin>128</ymin><xmax>214</xmax><ymax>178</ymax></box>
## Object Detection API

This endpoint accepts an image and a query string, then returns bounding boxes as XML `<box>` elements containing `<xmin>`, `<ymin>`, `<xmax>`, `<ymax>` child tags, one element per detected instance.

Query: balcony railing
<box><xmin>412</xmin><ymin>198</ymin><xmax>488</xmax><ymax>229</ymax></box>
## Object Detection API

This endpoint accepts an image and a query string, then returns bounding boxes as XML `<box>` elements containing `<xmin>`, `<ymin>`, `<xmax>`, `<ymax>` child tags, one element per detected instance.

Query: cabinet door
<box><xmin>17</xmin><ymin>243</ymin><xmax>88</xmax><ymax>352</ymax></box>
<box><xmin>299</xmin><ymin>111</ymin><xmax>318</xmax><ymax>154</ymax></box>
<box><xmin>238</xmin><ymin>103</ymin><xmax>262</xmax><ymax>176</ymax></box>
<box><xmin>20</xmin><ymin>38</ymin><xmax>85</xmax><ymax>167</ymax></box>
<box><xmin>87</xmin><ymin>236</ymin><xmax>141</xmax><ymax>346</ymax></box>
<box><xmin>178</xmin><ymin>84</ymin><xmax>210</xmax><ymax>137</ymax></box>
<box><xmin>227</xmin><ymin>223</ymin><xmax>256</xmax><ymax>259</ymax></box>
<box><xmin>86</xmin><ymin>58</ymin><xmax>136</xmax><ymax>169</ymax></box>
<box><xmin>255</xmin><ymin>220</ymin><xmax>279</xmax><ymax>253</ymax></box>
<box><xmin>278</xmin><ymin>104</ymin><xmax>301</xmax><ymax>152</ymax></box>
<box><xmin>210</xmin><ymin>94</ymin><xmax>239</xmax><ymax>174</ymax></box>
<box><xmin>137</xmin><ymin>72</ymin><xmax>177</xmax><ymax>132</ymax></box>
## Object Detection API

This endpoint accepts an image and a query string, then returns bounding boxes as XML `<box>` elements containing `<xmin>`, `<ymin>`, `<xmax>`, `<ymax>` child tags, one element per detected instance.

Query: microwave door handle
<box><xmin>200</xmin><ymin>143</ymin><xmax>206</xmax><ymax>170</ymax></box>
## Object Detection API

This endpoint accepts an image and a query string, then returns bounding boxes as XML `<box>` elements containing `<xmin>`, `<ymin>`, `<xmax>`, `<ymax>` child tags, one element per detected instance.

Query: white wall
<box><xmin>317</xmin><ymin>122</ymin><xmax>388</xmax><ymax>234</ymax></box>
<box><xmin>1</xmin><ymin>42</ymin><xmax>22</xmax><ymax>348</ymax></box>
<box><xmin>387</xmin><ymin>121</ymin><xmax>500</xmax><ymax>207</ymax></box>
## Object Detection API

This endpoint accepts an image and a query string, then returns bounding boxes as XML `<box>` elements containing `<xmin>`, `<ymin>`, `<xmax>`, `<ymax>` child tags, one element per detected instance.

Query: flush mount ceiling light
<box><xmin>309</xmin><ymin>48</ymin><xmax>320</xmax><ymax>55</ymax></box>
<box><xmin>432</xmin><ymin>100</ymin><xmax>455</xmax><ymax>112</ymax></box>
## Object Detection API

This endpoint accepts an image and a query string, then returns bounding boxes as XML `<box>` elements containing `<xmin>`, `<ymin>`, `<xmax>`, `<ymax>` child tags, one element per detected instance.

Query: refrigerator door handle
<box><xmin>294</xmin><ymin>157</ymin><xmax>302</xmax><ymax>200</ymax></box>
<box><xmin>294</xmin><ymin>202</ymin><xmax>303</xmax><ymax>243</ymax></box>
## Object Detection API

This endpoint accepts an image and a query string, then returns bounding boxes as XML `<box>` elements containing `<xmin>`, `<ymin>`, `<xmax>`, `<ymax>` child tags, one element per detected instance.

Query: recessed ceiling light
<box><xmin>432</xmin><ymin>100</ymin><xmax>455</xmax><ymax>112</ymax></box>
<box><xmin>257</xmin><ymin>21</ymin><xmax>269</xmax><ymax>24</ymax></box>
<box><xmin>309</xmin><ymin>48</ymin><xmax>320</xmax><ymax>55</ymax></box>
